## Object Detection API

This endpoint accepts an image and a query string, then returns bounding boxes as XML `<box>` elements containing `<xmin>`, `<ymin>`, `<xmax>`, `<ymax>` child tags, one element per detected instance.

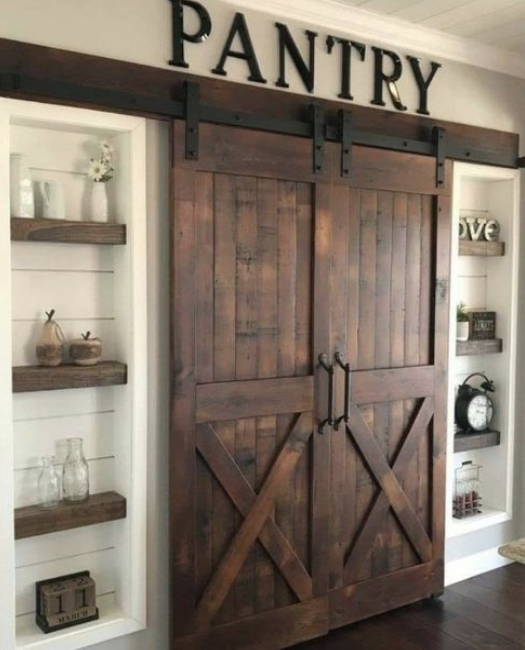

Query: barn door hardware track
<box><xmin>0</xmin><ymin>73</ymin><xmax>519</xmax><ymax>170</ymax></box>
<box><xmin>311</xmin><ymin>104</ymin><xmax>325</xmax><ymax>174</ymax></box>
<box><xmin>339</xmin><ymin>110</ymin><xmax>353</xmax><ymax>178</ymax></box>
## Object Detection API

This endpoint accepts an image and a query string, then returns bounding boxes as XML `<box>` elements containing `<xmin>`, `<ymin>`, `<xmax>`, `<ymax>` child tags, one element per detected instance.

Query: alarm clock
<box><xmin>455</xmin><ymin>372</ymin><xmax>495</xmax><ymax>432</ymax></box>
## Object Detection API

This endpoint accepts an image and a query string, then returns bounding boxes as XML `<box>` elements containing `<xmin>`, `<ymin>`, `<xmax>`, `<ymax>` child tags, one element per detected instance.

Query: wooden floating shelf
<box><xmin>454</xmin><ymin>429</ymin><xmax>501</xmax><ymax>453</ymax></box>
<box><xmin>10</xmin><ymin>216</ymin><xmax>126</xmax><ymax>245</ymax></box>
<box><xmin>456</xmin><ymin>338</ymin><xmax>502</xmax><ymax>357</ymax></box>
<box><xmin>12</xmin><ymin>361</ymin><xmax>127</xmax><ymax>393</ymax></box>
<box><xmin>459</xmin><ymin>240</ymin><xmax>505</xmax><ymax>256</ymax></box>
<box><xmin>14</xmin><ymin>491</ymin><xmax>127</xmax><ymax>540</ymax></box>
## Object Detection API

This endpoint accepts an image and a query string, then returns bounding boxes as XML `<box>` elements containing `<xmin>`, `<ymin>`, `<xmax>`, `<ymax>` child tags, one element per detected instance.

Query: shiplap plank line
<box><xmin>12</xmin><ymin>270</ymin><xmax>114</xmax><ymax>320</ymax></box>
<box><xmin>449</xmin><ymin>3</ymin><xmax>525</xmax><ymax>38</ymax></box>
<box><xmin>358</xmin><ymin>0</ymin><xmax>427</xmax><ymax>13</ymax></box>
<box><xmin>395</xmin><ymin>0</ymin><xmax>480</xmax><ymax>22</ymax></box>
<box><xmin>16</xmin><ymin>547</ymin><xmax>116</xmax><ymax>615</ymax></box>
<box><xmin>16</xmin><ymin>522</ymin><xmax>120</xmax><ymax>568</ymax></box>
<box><xmin>13</xmin><ymin>387</ymin><xmax>115</xmax><ymax>420</ymax></box>
<box><xmin>13</xmin><ymin>411</ymin><xmax>114</xmax><ymax>469</ymax></box>
<box><xmin>14</xmin><ymin>457</ymin><xmax>115</xmax><ymax>508</ymax></box>
<box><xmin>417</xmin><ymin>0</ymin><xmax>522</xmax><ymax>29</ymax></box>
<box><xmin>11</xmin><ymin>241</ymin><xmax>114</xmax><ymax>271</ymax></box>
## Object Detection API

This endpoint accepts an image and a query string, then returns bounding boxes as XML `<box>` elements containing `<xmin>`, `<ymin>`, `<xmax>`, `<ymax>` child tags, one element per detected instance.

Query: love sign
<box><xmin>459</xmin><ymin>217</ymin><xmax>500</xmax><ymax>242</ymax></box>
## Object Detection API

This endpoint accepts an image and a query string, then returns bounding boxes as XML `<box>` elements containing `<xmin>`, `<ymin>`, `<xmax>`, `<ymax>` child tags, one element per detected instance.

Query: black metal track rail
<box><xmin>0</xmin><ymin>72</ymin><xmax>520</xmax><ymax>169</ymax></box>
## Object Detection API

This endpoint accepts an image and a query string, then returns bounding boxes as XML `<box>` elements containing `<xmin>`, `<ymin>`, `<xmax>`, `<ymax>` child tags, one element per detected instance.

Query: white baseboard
<box><xmin>445</xmin><ymin>547</ymin><xmax>513</xmax><ymax>586</ymax></box>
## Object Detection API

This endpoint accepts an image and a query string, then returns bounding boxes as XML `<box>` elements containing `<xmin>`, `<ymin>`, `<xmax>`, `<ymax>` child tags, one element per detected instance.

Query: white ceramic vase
<box><xmin>90</xmin><ymin>182</ymin><xmax>109</xmax><ymax>222</ymax></box>
<box><xmin>10</xmin><ymin>153</ymin><xmax>34</xmax><ymax>219</ymax></box>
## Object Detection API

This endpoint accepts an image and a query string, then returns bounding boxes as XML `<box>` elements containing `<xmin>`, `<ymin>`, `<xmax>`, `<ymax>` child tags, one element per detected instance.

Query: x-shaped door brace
<box><xmin>344</xmin><ymin>397</ymin><xmax>435</xmax><ymax>583</ymax></box>
<box><xmin>191</xmin><ymin>412</ymin><xmax>313</xmax><ymax>632</ymax></box>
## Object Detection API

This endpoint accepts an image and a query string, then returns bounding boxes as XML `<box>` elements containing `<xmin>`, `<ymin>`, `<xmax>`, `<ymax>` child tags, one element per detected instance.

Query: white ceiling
<box><xmin>339</xmin><ymin>0</ymin><xmax>525</xmax><ymax>54</ymax></box>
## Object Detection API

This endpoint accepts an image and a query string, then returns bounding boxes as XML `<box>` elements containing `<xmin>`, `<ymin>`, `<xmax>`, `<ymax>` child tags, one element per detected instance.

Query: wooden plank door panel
<box><xmin>326</xmin><ymin>169</ymin><xmax>450</xmax><ymax>629</ymax></box>
<box><xmin>171</xmin><ymin>122</ymin><xmax>450</xmax><ymax>648</ymax></box>
<box><xmin>171</xmin><ymin>125</ymin><xmax>330</xmax><ymax>649</ymax></box>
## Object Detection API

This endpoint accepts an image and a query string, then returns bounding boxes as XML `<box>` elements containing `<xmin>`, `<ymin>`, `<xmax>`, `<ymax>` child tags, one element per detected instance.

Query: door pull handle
<box><xmin>334</xmin><ymin>351</ymin><xmax>351</xmax><ymax>430</ymax></box>
<box><xmin>317</xmin><ymin>353</ymin><xmax>334</xmax><ymax>434</ymax></box>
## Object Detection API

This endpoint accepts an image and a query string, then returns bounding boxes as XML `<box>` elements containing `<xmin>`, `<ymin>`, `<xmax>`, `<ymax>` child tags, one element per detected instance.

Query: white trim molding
<box><xmin>445</xmin><ymin>547</ymin><xmax>513</xmax><ymax>586</ymax></box>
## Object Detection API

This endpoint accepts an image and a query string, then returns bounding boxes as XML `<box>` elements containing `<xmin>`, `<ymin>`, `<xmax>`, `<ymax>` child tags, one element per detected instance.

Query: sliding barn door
<box><xmin>326</xmin><ymin>148</ymin><xmax>451</xmax><ymax>628</ymax></box>
<box><xmin>170</xmin><ymin>121</ymin><xmax>451</xmax><ymax>649</ymax></box>
<box><xmin>170</xmin><ymin>122</ymin><xmax>331</xmax><ymax>650</ymax></box>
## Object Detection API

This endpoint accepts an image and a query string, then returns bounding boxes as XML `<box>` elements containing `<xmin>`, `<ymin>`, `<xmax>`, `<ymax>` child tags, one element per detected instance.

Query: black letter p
<box><xmin>169</xmin><ymin>0</ymin><xmax>212</xmax><ymax>68</ymax></box>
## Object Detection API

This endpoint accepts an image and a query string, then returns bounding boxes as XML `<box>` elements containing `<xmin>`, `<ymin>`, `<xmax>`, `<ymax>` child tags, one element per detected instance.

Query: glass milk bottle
<box><xmin>62</xmin><ymin>438</ymin><xmax>90</xmax><ymax>501</ymax></box>
<box><xmin>38</xmin><ymin>456</ymin><xmax>60</xmax><ymax>509</ymax></box>
<box><xmin>38</xmin><ymin>456</ymin><xmax>60</xmax><ymax>510</ymax></box>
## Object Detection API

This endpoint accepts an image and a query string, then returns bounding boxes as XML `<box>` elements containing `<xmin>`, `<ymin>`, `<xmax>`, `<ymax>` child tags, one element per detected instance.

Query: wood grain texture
<box><xmin>173</xmin><ymin>598</ymin><xmax>327</xmax><ymax>650</ymax></box>
<box><xmin>196</xmin><ymin>424</ymin><xmax>313</xmax><ymax>602</ymax></box>
<box><xmin>454</xmin><ymin>430</ymin><xmax>500</xmax><ymax>452</ymax></box>
<box><xmin>330</xmin><ymin>562</ymin><xmax>441</xmax><ymax>630</ymax></box>
<box><xmin>459</xmin><ymin>240</ymin><xmax>505</xmax><ymax>256</ymax></box>
<box><xmin>196</xmin><ymin>377</ymin><xmax>314</xmax><ymax>424</ymax></box>
<box><xmin>171</xmin><ymin>166</ymin><xmax>198</xmax><ymax>636</ymax></box>
<box><xmin>10</xmin><ymin>217</ymin><xmax>126</xmax><ymax>245</ymax></box>
<box><xmin>456</xmin><ymin>338</ymin><xmax>502</xmax><ymax>356</ymax></box>
<box><xmin>14</xmin><ymin>491</ymin><xmax>126</xmax><ymax>539</ymax></box>
<box><xmin>190</xmin><ymin>413</ymin><xmax>313</xmax><ymax>632</ymax></box>
<box><xmin>171</xmin><ymin>117</ymin><xmax>452</xmax><ymax>645</ymax></box>
<box><xmin>296</xmin><ymin>565</ymin><xmax>525</xmax><ymax>650</ymax></box>
<box><xmin>0</xmin><ymin>37</ymin><xmax>518</xmax><ymax>169</ymax></box>
<box><xmin>12</xmin><ymin>361</ymin><xmax>127</xmax><ymax>393</ymax></box>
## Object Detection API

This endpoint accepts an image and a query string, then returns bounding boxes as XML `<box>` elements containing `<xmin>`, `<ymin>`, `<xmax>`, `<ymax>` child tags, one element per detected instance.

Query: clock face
<box><xmin>467</xmin><ymin>394</ymin><xmax>494</xmax><ymax>431</ymax></box>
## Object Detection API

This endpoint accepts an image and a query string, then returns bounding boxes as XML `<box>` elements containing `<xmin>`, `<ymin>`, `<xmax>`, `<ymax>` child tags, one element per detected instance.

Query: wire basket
<box><xmin>453</xmin><ymin>460</ymin><xmax>482</xmax><ymax>519</ymax></box>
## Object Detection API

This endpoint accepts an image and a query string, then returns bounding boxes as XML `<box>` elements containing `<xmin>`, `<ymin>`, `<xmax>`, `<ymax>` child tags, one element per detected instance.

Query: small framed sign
<box><xmin>36</xmin><ymin>571</ymin><xmax>99</xmax><ymax>634</ymax></box>
<box><xmin>469</xmin><ymin>311</ymin><xmax>496</xmax><ymax>340</ymax></box>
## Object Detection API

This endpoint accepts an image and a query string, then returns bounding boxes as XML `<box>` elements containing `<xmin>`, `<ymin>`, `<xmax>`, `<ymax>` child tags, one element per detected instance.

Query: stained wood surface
<box><xmin>298</xmin><ymin>565</ymin><xmax>525</xmax><ymax>650</ymax></box>
<box><xmin>196</xmin><ymin>377</ymin><xmax>314</xmax><ymax>424</ymax></box>
<box><xmin>454</xmin><ymin>429</ymin><xmax>500</xmax><ymax>452</ymax></box>
<box><xmin>459</xmin><ymin>240</ymin><xmax>505</xmax><ymax>256</ymax></box>
<box><xmin>12</xmin><ymin>361</ymin><xmax>127</xmax><ymax>392</ymax></box>
<box><xmin>171</xmin><ymin>124</ymin><xmax>326</xmax><ymax>646</ymax></box>
<box><xmin>456</xmin><ymin>338</ymin><xmax>502</xmax><ymax>356</ymax></box>
<box><xmin>10</xmin><ymin>217</ymin><xmax>126</xmax><ymax>245</ymax></box>
<box><xmin>14</xmin><ymin>491</ymin><xmax>126</xmax><ymax>539</ymax></box>
<box><xmin>0</xmin><ymin>38</ymin><xmax>519</xmax><ymax>168</ymax></box>
<box><xmin>171</xmin><ymin>120</ymin><xmax>450</xmax><ymax>647</ymax></box>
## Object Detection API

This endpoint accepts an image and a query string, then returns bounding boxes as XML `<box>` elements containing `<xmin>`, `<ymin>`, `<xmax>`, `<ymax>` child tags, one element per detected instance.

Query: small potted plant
<box><xmin>457</xmin><ymin>302</ymin><xmax>469</xmax><ymax>341</ymax></box>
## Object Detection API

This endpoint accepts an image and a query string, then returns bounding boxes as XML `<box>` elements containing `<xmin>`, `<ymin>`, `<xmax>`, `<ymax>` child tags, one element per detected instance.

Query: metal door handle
<box><xmin>317</xmin><ymin>353</ymin><xmax>334</xmax><ymax>434</ymax></box>
<box><xmin>334</xmin><ymin>351</ymin><xmax>351</xmax><ymax>430</ymax></box>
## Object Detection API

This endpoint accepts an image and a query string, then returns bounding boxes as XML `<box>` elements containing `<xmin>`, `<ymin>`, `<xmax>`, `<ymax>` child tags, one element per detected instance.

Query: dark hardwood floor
<box><xmin>296</xmin><ymin>563</ymin><xmax>525</xmax><ymax>649</ymax></box>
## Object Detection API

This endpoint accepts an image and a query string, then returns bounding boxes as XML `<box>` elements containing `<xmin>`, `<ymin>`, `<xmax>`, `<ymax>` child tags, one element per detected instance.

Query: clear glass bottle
<box><xmin>62</xmin><ymin>437</ymin><xmax>90</xmax><ymax>502</ymax></box>
<box><xmin>38</xmin><ymin>455</ymin><xmax>60</xmax><ymax>509</ymax></box>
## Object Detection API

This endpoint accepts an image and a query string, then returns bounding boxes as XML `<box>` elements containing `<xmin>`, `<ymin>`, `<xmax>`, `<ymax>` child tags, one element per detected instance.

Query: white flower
<box><xmin>88</xmin><ymin>159</ymin><xmax>108</xmax><ymax>182</ymax></box>
<box><xmin>87</xmin><ymin>141</ymin><xmax>116</xmax><ymax>183</ymax></box>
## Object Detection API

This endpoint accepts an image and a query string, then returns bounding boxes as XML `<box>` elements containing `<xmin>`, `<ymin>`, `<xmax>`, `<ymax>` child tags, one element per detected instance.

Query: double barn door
<box><xmin>171</xmin><ymin>120</ymin><xmax>450</xmax><ymax>649</ymax></box>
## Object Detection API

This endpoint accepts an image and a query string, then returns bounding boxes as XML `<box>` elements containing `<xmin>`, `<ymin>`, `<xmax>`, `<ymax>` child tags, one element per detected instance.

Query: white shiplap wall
<box><xmin>0</xmin><ymin>99</ymin><xmax>148</xmax><ymax>650</ymax></box>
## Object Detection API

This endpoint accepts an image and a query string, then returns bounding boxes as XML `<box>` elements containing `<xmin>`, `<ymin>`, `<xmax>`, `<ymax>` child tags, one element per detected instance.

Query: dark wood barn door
<box><xmin>324</xmin><ymin>150</ymin><xmax>451</xmax><ymax>629</ymax></box>
<box><xmin>171</xmin><ymin>121</ymin><xmax>331</xmax><ymax>650</ymax></box>
<box><xmin>171</xmin><ymin>122</ymin><xmax>451</xmax><ymax>649</ymax></box>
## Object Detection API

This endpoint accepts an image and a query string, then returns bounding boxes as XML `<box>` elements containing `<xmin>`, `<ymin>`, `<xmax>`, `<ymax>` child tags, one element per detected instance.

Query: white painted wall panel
<box><xmin>13</xmin><ymin>411</ymin><xmax>115</xmax><ymax>469</ymax></box>
<box><xmin>16</xmin><ymin>548</ymin><xmax>117</xmax><ymax>615</ymax></box>
<box><xmin>12</xmin><ymin>270</ymin><xmax>114</xmax><ymax>321</ymax></box>
<box><xmin>13</xmin><ymin>387</ymin><xmax>115</xmax><ymax>420</ymax></box>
